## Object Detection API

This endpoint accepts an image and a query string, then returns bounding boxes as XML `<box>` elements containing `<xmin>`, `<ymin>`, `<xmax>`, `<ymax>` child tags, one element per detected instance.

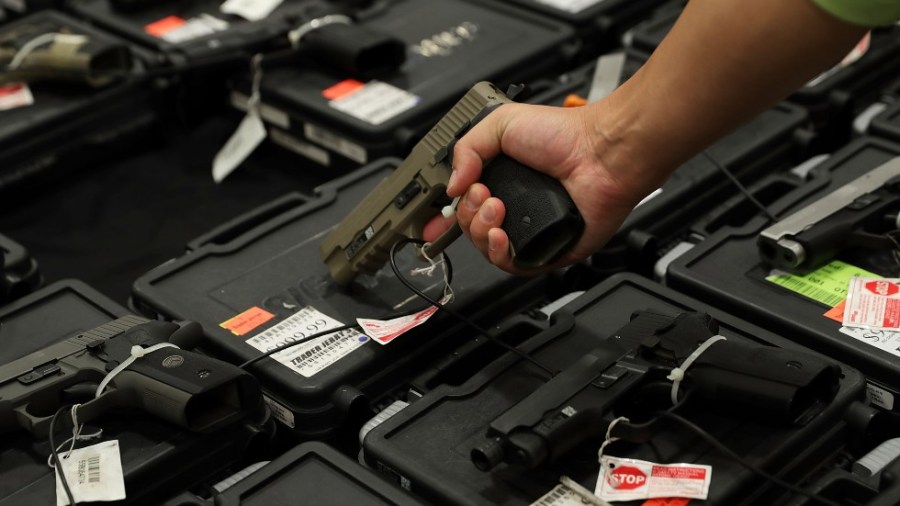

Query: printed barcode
<box><xmin>772</xmin><ymin>277</ymin><xmax>844</xmax><ymax>306</ymax></box>
<box><xmin>86</xmin><ymin>455</ymin><xmax>101</xmax><ymax>483</ymax></box>
<box><xmin>536</xmin><ymin>486</ymin><xmax>568</xmax><ymax>505</ymax></box>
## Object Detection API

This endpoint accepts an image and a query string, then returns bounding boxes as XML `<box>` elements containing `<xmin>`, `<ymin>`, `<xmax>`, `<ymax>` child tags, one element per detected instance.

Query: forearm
<box><xmin>592</xmin><ymin>0</ymin><xmax>868</xmax><ymax>193</ymax></box>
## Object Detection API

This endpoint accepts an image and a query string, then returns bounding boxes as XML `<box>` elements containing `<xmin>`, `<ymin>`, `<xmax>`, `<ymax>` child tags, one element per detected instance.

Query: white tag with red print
<box><xmin>595</xmin><ymin>456</ymin><xmax>711</xmax><ymax>502</ymax></box>
<box><xmin>0</xmin><ymin>83</ymin><xmax>34</xmax><ymax>111</ymax></box>
<box><xmin>843</xmin><ymin>277</ymin><xmax>900</xmax><ymax>330</ymax></box>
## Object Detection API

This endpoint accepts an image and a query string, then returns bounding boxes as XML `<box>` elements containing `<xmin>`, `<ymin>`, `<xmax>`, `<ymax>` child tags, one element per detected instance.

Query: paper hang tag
<box><xmin>595</xmin><ymin>456</ymin><xmax>711</xmax><ymax>502</ymax></box>
<box><xmin>220</xmin><ymin>0</ymin><xmax>284</xmax><ymax>22</ymax></box>
<box><xmin>843</xmin><ymin>277</ymin><xmax>900</xmax><ymax>330</ymax></box>
<box><xmin>212</xmin><ymin>108</ymin><xmax>267</xmax><ymax>183</ymax></box>
<box><xmin>358</xmin><ymin>294</ymin><xmax>454</xmax><ymax>345</ymax></box>
<box><xmin>55</xmin><ymin>440</ymin><xmax>126</xmax><ymax>506</ymax></box>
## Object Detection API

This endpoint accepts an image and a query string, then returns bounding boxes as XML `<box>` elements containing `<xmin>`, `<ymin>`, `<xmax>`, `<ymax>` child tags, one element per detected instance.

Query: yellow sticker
<box><xmin>765</xmin><ymin>260</ymin><xmax>879</xmax><ymax>307</ymax></box>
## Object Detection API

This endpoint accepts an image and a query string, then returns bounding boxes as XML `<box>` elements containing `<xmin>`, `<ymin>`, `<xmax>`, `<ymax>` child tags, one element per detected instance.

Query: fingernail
<box><xmin>488</xmin><ymin>231</ymin><xmax>498</xmax><ymax>252</ymax></box>
<box><xmin>447</xmin><ymin>170</ymin><xmax>457</xmax><ymax>194</ymax></box>
<box><xmin>480</xmin><ymin>202</ymin><xmax>496</xmax><ymax>223</ymax></box>
<box><xmin>465</xmin><ymin>189</ymin><xmax>480</xmax><ymax>211</ymax></box>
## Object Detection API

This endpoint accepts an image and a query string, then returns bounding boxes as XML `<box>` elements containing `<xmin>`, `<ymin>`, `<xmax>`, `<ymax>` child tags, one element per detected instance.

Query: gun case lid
<box><xmin>361</xmin><ymin>273</ymin><xmax>867</xmax><ymax>506</ymax></box>
<box><xmin>164</xmin><ymin>442</ymin><xmax>423</xmax><ymax>505</ymax></box>
<box><xmin>0</xmin><ymin>232</ymin><xmax>41</xmax><ymax>304</ymax></box>
<box><xmin>131</xmin><ymin>157</ymin><xmax>553</xmax><ymax>439</ymax></box>
<box><xmin>0</xmin><ymin>280</ymin><xmax>269</xmax><ymax>505</ymax></box>
<box><xmin>0</xmin><ymin>10</ymin><xmax>157</xmax><ymax>192</ymax></box>
<box><xmin>229</xmin><ymin>0</ymin><xmax>577</xmax><ymax>170</ymax></box>
<box><xmin>665</xmin><ymin>137</ymin><xmax>900</xmax><ymax>409</ymax></box>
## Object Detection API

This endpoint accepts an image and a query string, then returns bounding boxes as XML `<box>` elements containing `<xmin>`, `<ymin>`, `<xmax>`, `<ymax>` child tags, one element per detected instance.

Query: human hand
<box><xmin>422</xmin><ymin>101</ymin><xmax>660</xmax><ymax>274</ymax></box>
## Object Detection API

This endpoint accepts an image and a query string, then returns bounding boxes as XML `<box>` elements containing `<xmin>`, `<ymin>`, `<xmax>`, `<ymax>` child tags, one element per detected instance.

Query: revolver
<box><xmin>758</xmin><ymin>156</ymin><xmax>900</xmax><ymax>273</ymax></box>
<box><xmin>320</xmin><ymin>81</ymin><xmax>585</xmax><ymax>285</ymax></box>
<box><xmin>0</xmin><ymin>20</ymin><xmax>133</xmax><ymax>88</ymax></box>
<box><xmin>0</xmin><ymin>315</ymin><xmax>262</xmax><ymax>438</ymax></box>
<box><xmin>470</xmin><ymin>310</ymin><xmax>841</xmax><ymax>471</ymax></box>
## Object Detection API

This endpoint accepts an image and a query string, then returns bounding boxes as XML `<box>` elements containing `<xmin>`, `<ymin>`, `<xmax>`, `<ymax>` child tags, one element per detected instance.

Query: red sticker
<box><xmin>145</xmin><ymin>15</ymin><xmax>187</xmax><ymax>37</ymax></box>
<box><xmin>824</xmin><ymin>300</ymin><xmax>846</xmax><ymax>323</ymax></box>
<box><xmin>643</xmin><ymin>499</ymin><xmax>691</xmax><ymax>506</ymax></box>
<box><xmin>220</xmin><ymin>306</ymin><xmax>276</xmax><ymax>336</ymax></box>
<box><xmin>322</xmin><ymin>79</ymin><xmax>364</xmax><ymax>100</ymax></box>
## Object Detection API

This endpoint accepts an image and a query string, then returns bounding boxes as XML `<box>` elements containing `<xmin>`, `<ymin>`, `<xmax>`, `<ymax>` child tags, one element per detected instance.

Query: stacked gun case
<box><xmin>228</xmin><ymin>0</ymin><xmax>578</xmax><ymax>172</ymax></box>
<box><xmin>665</xmin><ymin>137</ymin><xmax>900</xmax><ymax>412</ymax></box>
<box><xmin>362</xmin><ymin>274</ymin><xmax>868</xmax><ymax>505</ymax></box>
<box><xmin>0</xmin><ymin>10</ymin><xmax>158</xmax><ymax>193</ymax></box>
<box><xmin>0</xmin><ymin>281</ymin><xmax>272</xmax><ymax>505</ymax></box>
<box><xmin>131</xmin><ymin>159</ymin><xmax>555</xmax><ymax>440</ymax></box>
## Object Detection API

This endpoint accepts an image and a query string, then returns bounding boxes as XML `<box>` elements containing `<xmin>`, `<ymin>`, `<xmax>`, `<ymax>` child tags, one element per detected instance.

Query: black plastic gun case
<box><xmin>361</xmin><ymin>273</ymin><xmax>869</xmax><ymax>505</ymax></box>
<box><xmin>0</xmin><ymin>280</ymin><xmax>273</xmax><ymax>505</ymax></box>
<box><xmin>163</xmin><ymin>442</ymin><xmax>423</xmax><ymax>505</ymax></box>
<box><xmin>227</xmin><ymin>0</ymin><xmax>578</xmax><ymax>173</ymax></box>
<box><xmin>131</xmin><ymin>158</ymin><xmax>557</xmax><ymax>441</ymax></box>
<box><xmin>478</xmin><ymin>0</ymin><xmax>666</xmax><ymax>59</ymax></box>
<box><xmin>664</xmin><ymin>137</ymin><xmax>900</xmax><ymax>413</ymax></box>
<box><xmin>65</xmin><ymin>0</ymin><xmax>343</xmax><ymax>122</ymax></box>
<box><xmin>0</xmin><ymin>232</ymin><xmax>41</xmax><ymax>304</ymax></box>
<box><xmin>868</xmin><ymin>79</ymin><xmax>900</xmax><ymax>143</ymax></box>
<box><xmin>622</xmin><ymin>0</ymin><xmax>900</xmax><ymax>150</ymax></box>
<box><xmin>526</xmin><ymin>60</ymin><xmax>815</xmax><ymax>278</ymax></box>
<box><xmin>0</xmin><ymin>10</ymin><xmax>157</xmax><ymax>193</ymax></box>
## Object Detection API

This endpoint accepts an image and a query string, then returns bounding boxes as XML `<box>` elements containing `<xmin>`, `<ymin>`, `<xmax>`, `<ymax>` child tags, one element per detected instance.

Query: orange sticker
<box><xmin>643</xmin><ymin>498</ymin><xmax>691</xmax><ymax>506</ymax></box>
<box><xmin>824</xmin><ymin>299</ymin><xmax>846</xmax><ymax>323</ymax></box>
<box><xmin>220</xmin><ymin>307</ymin><xmax>276</xmax><ymax>336</ymax></box>
<box><xmin>322</xmin><ymin>79</ymin><xmax>364</xmax><ymax>100</ymax></box>
<box><xmin>145</xmin><ymin>15</ymin><xmax>187</xmax><ymax>37</ymax></box>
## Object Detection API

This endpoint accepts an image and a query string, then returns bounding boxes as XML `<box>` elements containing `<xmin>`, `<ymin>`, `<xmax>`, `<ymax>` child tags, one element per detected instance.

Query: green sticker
<box><xmin>766</xmin><ymin>260</ymin><xmax>879</xmax><ymax>307</ymax></box>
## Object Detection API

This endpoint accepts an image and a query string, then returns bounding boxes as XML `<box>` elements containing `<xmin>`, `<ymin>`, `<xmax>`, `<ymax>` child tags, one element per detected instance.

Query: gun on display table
<box><xmin>471</xmin><ymin>310</ymin><xmax>840</xmax><ymax>471</ymax></box>
<box><xmin>320</xmin><ymin>82</ymin><xmax>585</xmax><ymax>285</ymax></box>
<box><xmin>758</xmin><ymin>156</ymin><xmax>900</xmax><ymax>273</ymax></box>
<box><xmin>0</xmin><ymin>316</ymin><xmax>262</xmax><ymax>438</ymax></box>
<box><xmin>0</xmin><ymin>21</ymin><xmax>133</xmax><ymax>87</ymax></box>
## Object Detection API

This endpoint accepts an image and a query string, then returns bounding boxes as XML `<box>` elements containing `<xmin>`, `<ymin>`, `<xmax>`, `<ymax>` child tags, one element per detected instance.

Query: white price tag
<box><xmin>157</xmin><ymin>14</ymin><xmax>228</xmax><ymax>44</ymax></box>
<box><xmin>55</xmin><ymin>440</ymin><xmax>126</xmax><ymax>506</ymax></box>
<box><xmin>530</xmin><ymin>483</ymin><xmax>594</xmax><ymax>506</ymax></box>
<box><xmin>245</xmin><ymin>306</ymin><xmax>368</xmax><ymax>377</ymax></box>
<box><xmin>843</xmin><ymin>277</ymin><xmax>900</xmax><ymax>330</ymax></box>
<box><xmin>595</xmin><ymin>456</ymin><xmax>711</xmax><ymax>502</ymax></box>
<box><xmin>212</xmin><ymin>109</ymin><xmax>267</xmax><ymax>182</ymax></box>
<box><xmin>0</xmin><ymin>83</ymin><xmax>34</xmax><ymax>111</ymax></box>
<box><xmin>839</xmin><ymin>326</ymin><xmax>900</xmax><ymax>359</ymax></box>
<box><xmin>221</xmin><ymin>0</ymin><xmax>283</xmax><ymax>21</ymax></box>
<box><xmin>328</xmin><ymin>81</ymin><xmax>420</xmax><ymax>126</ymax></box>
<box><xmin>358</xmin><ymin>294</ymin><xmax>452</xmax><ymax>345</ymax></box>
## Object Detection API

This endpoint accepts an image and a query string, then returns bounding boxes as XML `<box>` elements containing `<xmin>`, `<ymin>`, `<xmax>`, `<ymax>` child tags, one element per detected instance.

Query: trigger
<box><xmin>423</xmin><ymin>221</ymin><xmax>463</xmax><ymax>259</ymax></box>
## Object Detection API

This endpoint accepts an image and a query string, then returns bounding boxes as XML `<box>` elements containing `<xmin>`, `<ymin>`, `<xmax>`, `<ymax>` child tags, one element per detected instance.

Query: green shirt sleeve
<box><xmin>811</xmin><ymin>0</ymin><xmax>900</xmax><ymax>26</ymax></box>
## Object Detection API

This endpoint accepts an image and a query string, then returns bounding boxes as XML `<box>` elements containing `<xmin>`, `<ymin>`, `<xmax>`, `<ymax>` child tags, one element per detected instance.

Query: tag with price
<box><xmin>55</xmin><ymin>440</ymin><xmax>125</xmax><ymax>506</ymax></box>
<box><xmin>244</xmin><ymin>306</ymin><xmax>368</xmax><ymax>377</ymax></box>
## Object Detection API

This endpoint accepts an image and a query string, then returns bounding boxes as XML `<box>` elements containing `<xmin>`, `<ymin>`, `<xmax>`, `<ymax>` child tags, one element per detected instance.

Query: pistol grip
<box><xmin>480</xmin><ymin>154</ymin><xmax>584</xmax><ymax>268</ymax></box>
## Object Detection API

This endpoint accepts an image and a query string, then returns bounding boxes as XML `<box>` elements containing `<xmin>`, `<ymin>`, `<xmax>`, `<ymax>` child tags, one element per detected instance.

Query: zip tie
<box><xmin>666</xmin><ymin>334</ymin><xmax>728</xmax><ymax>405</ymax></box>
<box><xmin>95</xmin><ymin>342</ymin><xmax>179</xmax><ymax>399</ymax></box>
<box><xmin>9</xmin><ymin>33</ymin><xmax>87</xmax><ymax>69</ymax></box>
<box><xmin>441</xmin><ymin>196</ymin><xmax>461</xmax><ymax>218</ymax></box>
<box><xmin>287</xmin><ymin>14</ymin><xmax>352</xmax><ymax>47</ymax></box>
<box><xmin>598</xmin><ymin>416</ymin><xmax>630</xmax><ymax>463</ymax></box>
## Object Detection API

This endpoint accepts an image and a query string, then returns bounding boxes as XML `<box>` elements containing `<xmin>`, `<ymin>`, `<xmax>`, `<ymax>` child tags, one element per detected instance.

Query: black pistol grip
<box><xmin>480</xmin><ymin>154</ymin><xmax>584</xmax><ymax>269</ymax></box>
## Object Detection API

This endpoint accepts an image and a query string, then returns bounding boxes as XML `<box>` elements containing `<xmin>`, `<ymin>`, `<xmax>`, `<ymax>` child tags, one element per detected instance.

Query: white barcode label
<box><xmin>55</xmin><ymin>440</ymin><xmax>125</xmax><ymax>506</ymax></box>
<box><xmin>328</xmin><ymin>81</ymin><xmax>420</xmax><ymax>126</ymax></box>
<box><xmin>245</xmin><ymin>306</ymin><xmax>368</xmax><ymax>377</ymax></box>
<box><xmin>530</xmin><ymin>484</ymin><xmax>590</xmax><ymax>506</ymax></box>
<box><xmin>533</xmin><ymin>0</ymin><xmax>605</xmax><ymax>14</ymax></box>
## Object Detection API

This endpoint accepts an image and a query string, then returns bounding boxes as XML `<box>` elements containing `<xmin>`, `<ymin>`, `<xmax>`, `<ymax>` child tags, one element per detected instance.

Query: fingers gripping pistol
<box><xmin>758</xmin><ymin>156</ymin><xmax>900</xmax><ymax>273</ymax></box>
<box><xmin>320</xmin><ymin>82</ymin><xmax>585</xmax><ymax>285</ymax></box>
<box><xmin>0</xmin><ymin>316</ymin><xmax>262</xmax><ymax>439</ymax></box>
